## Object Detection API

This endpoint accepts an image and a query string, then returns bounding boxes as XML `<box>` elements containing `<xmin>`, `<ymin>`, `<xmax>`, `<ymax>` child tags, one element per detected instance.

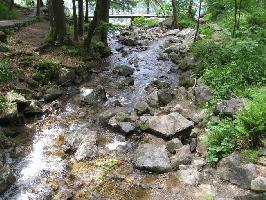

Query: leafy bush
<box><xmin>132</xmin><ymin>16</ymin><xmax>159</xmax><ymax>27</ymax></box>
<box><xmin>0</xmin><ymin>60</ymin><xmax>13</xmax><ymax>83</ymax></box>
<box><xmin>239</xmin><ymin>149</ymin><xmax>259</xmax><ymax>164</ymax></box>
<box><xmin>33</xmin><ymin>59</ymin><xmax>60</xmax><ymax>83</ymax></box>
<box><xmin>207</xmin><ymin>89</ymin><xmax>266</xmax><ymax>163</ymax></box>
<box><xmin>0</xmin><ymin>1</ymin><xmax>18</xmax><ymax>20</ymax></box>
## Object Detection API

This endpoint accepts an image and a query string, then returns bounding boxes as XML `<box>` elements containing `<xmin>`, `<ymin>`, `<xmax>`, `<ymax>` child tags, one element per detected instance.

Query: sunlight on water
<box><xmin>106</xmin><ymin>139</ymin><xmax>127</xmax><ymax>150</ymax></box>
<box><xmin>80</xmin><ymin>87</ymin><xmax>93</xmax><ymax>97</ymax></box>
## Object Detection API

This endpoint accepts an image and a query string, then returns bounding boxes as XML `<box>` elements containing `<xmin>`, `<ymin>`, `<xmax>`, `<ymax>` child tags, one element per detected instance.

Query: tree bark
<box><xmin>194</xmin><ymin>0</ymin><xmax>202</xmax><ymax>42</ymax></box>
<box><xmin>146</xmin><ymin>0</ymin><xmax>150</xmax><ymax>14</ymax></box>
<box><xmin>48</xmin><ymin>0</ymin><xmax>55</xmax><ymax>36</ymax></box>
<box><xmin>232</xmin><ymin>0</ymin><xmax>238</xmax><ymax>38</ymax></box>
<box><xmin>40</xmin><ymin>0</ymin><xmax>44</xmax><ymax>7</ymax></box>
<box><xmin>36</xmin><ymin>0</ymin><xmax>41</xmax><ymax>17</ymax></box>
<box><xmin>51</xmin><ymin>0</ymin><xmax>66</xmax><ymax>43</ymax></box>
<box><xmin>237</xmin><ymin>0</ymin><xmax>242</xmax><ymax>29</ymax></box>
<box><xmin>188</xmin><ymin>0</ymin><xmax>193</xmax><ymax>17</ymax></box>
<box><xmin>78</xmin><ymin>0</ymin><xmax>84</xmax><ymax>37</ymax></box>
<box><xmin>9</xmin><ymin>0</ymin><xmax>14</xmax><ymax>10</ymax></box>
<box><xmin>72</xmin><ymin>0</ymin><xmax>79</xmax><ymax>41</ymax></box>
<box><xmin>172</xmin><ymin>0</ymin><xmax>178</xmax><ymax>28</ymax></box>
<box><xmin>85</xmin><ymin>0</ymin><xmax>89</xmax><ymax>22</ymax></box>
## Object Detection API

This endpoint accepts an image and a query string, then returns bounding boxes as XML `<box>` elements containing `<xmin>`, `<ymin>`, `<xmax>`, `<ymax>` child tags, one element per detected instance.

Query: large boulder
<box><xmin>145</xmin><ymin>91</ymin><xmax>159</xmax><ymax>108</ymax></box>
<box><xmin>134</xmin><ymin>143</ymin><xmax>172</xmax><ymax>173</ymax></box>
<box><xmin>113</xmin><ymin>65</ymin><xmax>135</xmax><ymax>77</ymax></box>
<box><xmin>217</xmin><ymin>153</ymin><xmax>258</xmax><ymax>189</ymax></box>
<box><xmin>179</xmin><ymin>70</ymin><xmax>194</xmax><ymax>88</ymax></box>
<box><xmin>251</xmin><ymin>176</ymin><xmax>266</xmax><ymax>192</ymax></box>
<box><xmin>214</xmin><ymin>98</ymin><xmax>244</xmax><ymax>117</ymax></box>
<box><xmin>140</xmin><ymin>112</ymin><xmax>194</xmax><ymax>139</ymax></box>
<box><xmin>194</xmin><ymin>86</ymin><xmax>212</xmax><ymax>105</ymax></box>
<box><xmin>178</xmin><ymin>165</ymin><xmax>202</xmax><ymax>186</ymax></box>
<box><xmin>99</xmin><ymin>107</ymin><xmax>127</xmax><ymax>126</ymax></box>
<box><xmin>158</xmin><ymin>89</ymin><xmax>175</xmax><ymax>106</ymax></box>
<box><xmin>0</xmin><ymin>167</ymin><xmax>16</xmax><ymax>194</ymax></box>
<box><xmin>170</xmin><ymin>145</ymin><xmax>193</xmax><ymax>170</ymax></box>
<box><xmin>134</xmin><ymin>101</ymin><xmax>150</xmax><ymax>115</ymax></box>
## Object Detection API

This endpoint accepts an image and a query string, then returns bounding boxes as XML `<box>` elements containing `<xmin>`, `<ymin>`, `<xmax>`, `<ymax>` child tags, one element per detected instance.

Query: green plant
<box><xmin>33</xmin><ymin>59</ymin><xmax>60</xmax><ymax>83</ymax></box>
<box><xmin>0</xmin><ymin>1</ymin><xmax>18</xmax><ymax>20</ymax></box>
<box><xmin>239</xmin><ymin>149</ymin><xmax>259</xmax><ymax>164</ymax></box>
<box><xmin>0</xmin><ymin>60</ymin><xmax>14</xmax><ymax>83</ymax></box>
<box><xmin>132</xmin><ymin>16</ymin><xmax>159</xmax><ymax>27</ymax></box>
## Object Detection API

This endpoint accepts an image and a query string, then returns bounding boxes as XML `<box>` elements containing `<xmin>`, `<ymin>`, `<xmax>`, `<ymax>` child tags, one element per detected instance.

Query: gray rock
<box><xmin>251</xmin><ymin>176</ymin><xmax>266</xmax><ymax>192</ymax></box>
<box><xmin>178</xmin><ymin>165</ymin><xmax>202</xmax><ymax>186</ymax></box>
<box><xmin>146</xmin><ymin>91</ymin><xmax>159</xmax><ymax>108</ymax></box>
<box><xmin>44</xmin><ymin>86</ymin><xmax>63</xmax><ymax>102</ymax></box>
<box><xmin>54</xmin><ymin>189</ymin><xmax>74</xmax><ymax>200</ymax></box>
<box><xmin>134</xmin><ymin>101</ymin><xmax>150</xmax><ymax>115</ymax></box>
<box><xmin>113</xmin><ymin>65</ymin><xmax>135</xmax><ymax>77</ymax></box>
<box><xmin>217</xmin><ymin>153</ymin><xmax>258</xmax><ymax>189</ymax></box>
<box><xmin>58</xmin><ymin>68</ymin><xmax>76</xmax><ymax>86</ymax></box>
<box><xmin>0</xmin><ymin>106</ymin><xmax>24</xmax><ymax>126</ymax></box>
<box><xmin>214</xmin><ymin>98</ymin><xmax>244</xmax><ymax>116</ymax></box>
<box><xmin>81</xmin><ymin>85</ymin><xmax>107</xmax><ymax>106</ymax></box>
<box><xmin>75</xmin><ymin>141</ymin><xmax>98</xmax><ymax>161</ymax></box>
<box><xmin>158</xmin><ymin>89</ymin><xmax>175</xmax><ymax>106</ymax></box>
<box><xmin>148</xmin><ymin>80</ymin><xmax>171</xmax><ymax>90</ymax></box>
<box><xmin>118</xmin><ymin>122</ymin><xmax>135</xmax><ymax>134</ymax></box>
<box><xmin>0</xmin><ymin>167</ymin><xmax>16</xmax><ymax>194</ymax></box>
<box><xmin>166</xmin><ymin>138</ymin><xmax>183</xmax><ymax>154</ymax></box>
<box><xmin>194</xmin><ymin>86</ymin><xmax>212</xmax><ymax>105</ymax></box>
<box><xmin>192</xmin><ymin>158</ymin><xmax>207</xmax><ymax>170</ymax></box>
<box><xmin>169</xmin><ymin>52</ymin><xmax>181</xmax><ymax>64</ymax></box>
<box><xmin>0</xmin><ymin>42</ymin><xmax>9</xmax><ymax>52</ymax></box>
<box><xmin>134</xmin><ymin>143</ymin><xmax>172</xmax><ymax>173</ymax></box>
<box><xmin>99</xmin><ymin>107</ymin><xmax>126</xmax><ymax>126</ymax></box>
<box><xmin>179</xmin><ymin>70</ymin><xmax>195</xmax><ymax>88</ymax></box>
<box><xmin>171</xmin><ymin>145</ymin><xmax>193</xmax><ymax>170</ymax></box>
<box><xmin>140</xmin><ymin>112</ymin><xmax>194</xmax><ymax>139</ymax></box>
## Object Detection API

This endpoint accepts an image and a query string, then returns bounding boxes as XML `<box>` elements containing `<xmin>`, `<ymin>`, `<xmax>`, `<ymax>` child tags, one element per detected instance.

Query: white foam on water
<box><xmin>106</xmin><ymin>139</ymin><xmax>127</xmax><ymax>150</ymax></box>
<box><xmin>80</xmin><ymin>87</ymin><xmax>93</xmax><ymax>96</ymax></box>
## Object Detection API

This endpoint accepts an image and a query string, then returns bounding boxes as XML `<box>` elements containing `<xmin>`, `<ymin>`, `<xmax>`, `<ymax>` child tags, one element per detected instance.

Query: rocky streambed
<box><xmin>1</xmin><ymin>26</ymin><xmax>266</xmax><ymax>200</ymax></box>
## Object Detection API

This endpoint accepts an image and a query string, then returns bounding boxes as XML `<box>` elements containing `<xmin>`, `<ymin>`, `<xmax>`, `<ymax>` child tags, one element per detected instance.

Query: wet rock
<box><xmin>75</xmin><ymin>141</ymin><xmax>98</xmax><ymax>161</ymax></box>
<box><xmin>108</xmin><ymin>111</ymin><xmax>131</xmax><ymax>130</ymax></box>
<box><xmin>140</xmin><ymin>112</ymin><xmax>194</xmax><ymax>139</ymax></box>
<box><xmin>44</xmin><ymin>86</ymin><xmax>63</xmax><ymax>102</ymax></box>
<box><xmin>113</xmin><ymin>65</ymin><xmax>135</xmax><ymax>77</ymax></box>
<box><xmin>178</xmin><ymin>165</ymin><xmax>202</xmax><ymax>186</ymax></box>
<box><xmin>177</xmin><ymin>28</ymin><xmax>196</xmax><ymax>39</ymax></box>
<box><xmin>54</xmin><ymin>189</ymin><xmax>74</xmax><ymax>200</ymax></box>
<box><xmin>179</xmin><ymin>70</ymin><xmax>195</xmax><ymax>88</ymax></box>
<box><xmin>194</xmin><ymin>85</ymin><xmax>212</xmax><ymax>105</ymax></box>
<box><xmin>158</xmin><ymin>88</ymin><xmax>175</xmax><ymax>106</ymax></box>
<box><xmin>58</xmin><ymin>68</ymin><xmax>76</xmax><ymax>86</ymax></box>
<box><xmin>134</xmin><ymin>101</ymin><xmax>150</xmax><ymax>115</ymax></box>
<box><xmin>157</xmin><ymin>52</ymin><xmax>168</xmax><ymax>61</ymax></box>
<box><xmin>23</xmin><ymin>101</ymin><xmax>43</xmax><ymax>118</ymax></box>
<box><xmin>166</xmin><ymin>138</ymin><xmax>183</xmax><ymax>154</ymax></box>
<box><xmin>134</xmin><ymin>143</ymin><xmax>172</xmax><ymax>173</ymax></box>
<box><xmin>118</xmin><ymin>122</ymin><xmax>136</xmax><ymax>134</ymax></box>
<box><xmin>170</xmin><ymin>64</ymin><xmax>179</xmax><ymax>73</ymax></box>
<box><xmin>0</xmin><ymin>167</ymin><xmax>16</xmax><ymax>194</ymax></box>
<box><xmin>81</xmin><ymin>85</ymin><xmax>107</xmax><ymax>106</ymax></box>
<box><xmin>192</xmin><ymin>158</ymin><xmax>207</xmax><ymax>170</ymax></box>
<box><xmin>119</xmin><ymin>77</ymin><xmax>134</xmax><ymax>87</ymax></box>
<box><xmin>164</xmin><ymin>29</ymin><xmax>180</xmax><ymax>36</ymax></box>
<box><xmin>171</xmin><ymin>145</ymin><xmax>193</xmax><ymax>170</ymax></box>
<box><xmin>217</xmin><ymin>153</ymin><xmax>258</xmax><ymax>189</ymax></box>
<box><xmin>214</xmin><ymin>98</ymin><xmax>244</xmax><ymax>117</ymax></box>
<box><xmin>148</xmin><ymin>80</ymin><xmax>171</xmax><ymax>90</ymax></box>
<box><xmin>251</xmin><ymin>176</ymin><xmax>266</xmax><ymax>192</ymax></box>
<box><xmin>0</xmin><ymin>107</ymin><xmax>24</xmax><ymax>126</ymax></box>
<box><xmin>146</xmin><ymin>91</ymin><xmax>159</xmax><ymax>108</ymax></box>
<box><xmin>0</xmin><ymin>42</ymin><xmax>10</xmax><ymax>52</ymax></box>
<box><xmin>99</xmin><ymin>107</ymin><xmax>126</xmax><ymax>126</ymax></box>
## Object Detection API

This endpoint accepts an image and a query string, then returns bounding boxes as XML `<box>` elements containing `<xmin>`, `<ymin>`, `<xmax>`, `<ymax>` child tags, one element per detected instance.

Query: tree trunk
<box><xmin>188</xmin><ymin>0</ymin><xmax>193</xmax><ymax>17</ymax></box>
<box><xmin>9</xmin><ymin>0</ymin><xmax>14</xmax><ymax>10</ymax></box>
<box><xmin>85</xmin><ymin>0</ymin><xmax>89</xmax><ymax>22</ymax></box>
<box><xmin>36</xmin><ymin>0</ymin><xmax>41</xmax><ymax>17</ymax></box>
<box><xmin>72</xmin><ymin>0</ymin><xmax>79</xmax><ymax>41</ymax></box>
<box><xmin>232</xmin><ymin>0</ymin><xmax>238</xmax><ymax>38</ymax></box>
<box><xmin>78</xmin><ymin>0</ymin><xmax>84</xmax><ymax>37</ymax></box>
<box><xmin>146</xmin><ymin>0</ymin><xmax>150</xmax><ymax>14</ymax></box>
<box><xmin>237</xmin><ymin>0</ymin><xmax>242</xmax><ymax>29</ymax></box>
<box><xmin>40</xmin><ymin>0</ymin><xmax>44</xmax><ymax>7</ymax></box>
<box><xmin>51</xmin><ymin>0</ymin><xmax>66</xmax><ymax>43</ymax></box>
<box><xmin>194</xmin><ymin>0</ymin><xmax>202</xmax><ymax>42</ymax></box>
<box><xmin>172</xmin><ymin>0</ymin><xmax>178</xmax><ymax>28</ymax></box>
<box><xmin>48</xmin><ymin>0</ymin><xmax>55</xmax><ymax>36</ymax></box>
<box><xmin>85</xmin><ymin>0</ymin><xmax>110</xmax><ymax>52</ymax></box>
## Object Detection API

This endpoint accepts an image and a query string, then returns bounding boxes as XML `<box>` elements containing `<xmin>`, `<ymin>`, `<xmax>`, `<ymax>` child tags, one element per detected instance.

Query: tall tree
<box><xmin>85</xmin><ymin>0</ymin><xmax>89</xmax><ymax>22</ymax></box>
<box><xmin>146</xmin><ymin>0</ymin><xmax>150</xmax><ymax>14</ymax></box>
<box><xmin>50</xmin><ymin>0</ymin><xmax>66</xmax><ymax>43</ymax></box>
<box><xmin>36</xmin><ymin>0</ymin><xmax>41</xmax><ymax>17</ymax></box>
<box><xmin>85</xmin><ymin>0</ymin><xmax>110</xmax><ymax>52</ymax></box>
<box><xmin>188</xmin><ymin>0</ymin><xmax>193</xmax><ymax>17</ymax></box>
<box><xmin>78</xmin><ymin>0</ymin><xmax>84</xmax><ymax>37</ymax></box>
<box><xmin>172</xmin><ymin>0</ymin><xmax>178</xmax><ymax>28</ymax></box>
<box><xmin>72</xmin><ymin>0</ymin><xmax>79</xmax><ymax>41</ymax></box>
<box><xmin>9</xmin><ymin>0</ymin><xmax>14</xmax><ymax>10</ymax></box>
<box><xmin>232</xmin><ymin>0</ymin><xmax>238</xmax><ymax>38</ymax></box>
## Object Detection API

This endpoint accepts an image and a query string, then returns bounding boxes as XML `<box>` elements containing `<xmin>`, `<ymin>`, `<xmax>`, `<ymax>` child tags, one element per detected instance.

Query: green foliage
<box><xmin>179</xmin><ymin>13</ymin><xmax>196</xmax><ymax>28</ymax></box>
<box><xmin>33</xmin><ymin>59</ymin><xmax>60</xmax><ymax>84</ymax></box>
<box><xmin>0</xmin><ymin>95</ymin><xmax>5</xmax><ymax>111</ymax></box>
<box><xmin>240</xmin><ymin>149</ymin><xmax>259</xmax><ymax>164</ymax></box>
<box><xmin>0</xmin><ymin>60</ymin><xmax>14</xmax><ymax>83</ymax></box>
<box><xmin>91</xmin><ymin>41</ymin><xmax>111</xmax><ymax>60</ymax></box>
<box><xmin>207</xmin><ymin>89</ymin><xmax>266</xmax><ymax>163</ymax></box>
<box><xmin>0</xmin><ymin>1</ymin><xmax>18</xmax><ymax>20</ymax></box>
<box><xmin>132</xmin><ymin>16</ymin><xmax>159</xmax><ymax>27</ymax></box>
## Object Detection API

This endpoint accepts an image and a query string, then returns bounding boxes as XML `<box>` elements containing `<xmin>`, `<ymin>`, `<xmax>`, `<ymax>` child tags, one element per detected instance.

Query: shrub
<box><xmin>132</xmin><ymin>16</ymin><xmax>159</xmax><ymax>27</ymax></box>
<box><xmin>33</xmin><ymin>59</ymin><xmax>60</xmax><ymax>83</ymax></box>
<box><xmin>0</xmin><ymin>60</ymin><xmax>13</xmax><ymax>83</ymax></box>
<box><xmin>0</xmin><ymin>1</ymin><xmax>18</xmax><ymax>20</ymax></box>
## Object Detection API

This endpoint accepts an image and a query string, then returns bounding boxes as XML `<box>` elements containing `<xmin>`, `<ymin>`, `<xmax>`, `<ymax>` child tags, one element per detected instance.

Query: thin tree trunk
<box><xmin>232</xmin><ymin>0</ymin><xmax>238</xmax><ymax>38</ymax></box>
<box><xmin>85</xmin><ymin>0</ymin><xmax>89</xmax><ymax>22</ymax></box>
<box><xmin>172</xmin><ymin>0</ymin><xmax>178</xmax><ymax>28</ymax></box>
<box><xmin>237</xmin><ymin>0</ymin><xmax>242</xmax><ymax>29</ymax></box>
<box><xmin>72</xmin><ymin>0</ymin><xmax>79</xmax><ymax>41</ymax></box>
<box><xmin>194</xmin><ymin>0</ymin><xmax>202</xmax><ymax>42</ymax></box>
<box><xmin>100</xmin><ymin>0</ymin><xmax>110</xmax><ymax>45</ymax></box>
<box><xmin>36</xmin><ymin>0</ymin><xmax>41</xmax><ymax>17</ymax></box>
<box><xmin>48</xmin><ymin>0</ymin><xmax>55</xmax><ymax>37</ymax></box>
<box><xmin>40</xmin><ymin>0</ymin><xmax>44</xmax><ymax>7</ymax></box>
<box><xmin>146</xmin><ymin>0</ymin><xmax>150</xmax><ymax>14</ymax></box>
<box><xmin>78</xmin><ymin>0</ymin><xmax>84</xmax><ymax>37</ymax></box>
<box><xmin>9</xmin><ymin>0</ymin><xmax>14</xmax><ymax>10</ymax></box>
<box><xmin>188</xmin><ymin>0</ymin><xmax>193</xmax><ymax>17</ymax></box>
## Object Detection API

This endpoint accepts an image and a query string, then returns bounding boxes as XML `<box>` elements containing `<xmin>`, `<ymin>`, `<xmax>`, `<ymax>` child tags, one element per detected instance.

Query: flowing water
<box><xmin>1</xmin><ymin>33</ymin><xmax>177</xmax><ymax>200</ymax></box>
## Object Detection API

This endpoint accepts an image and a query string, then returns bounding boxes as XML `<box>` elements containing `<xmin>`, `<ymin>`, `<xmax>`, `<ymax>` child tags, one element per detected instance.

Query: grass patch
<box><xmin>132</xmin><ymin>16</ymin><xmax>159</xmax><ymax>27</ymax></box>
